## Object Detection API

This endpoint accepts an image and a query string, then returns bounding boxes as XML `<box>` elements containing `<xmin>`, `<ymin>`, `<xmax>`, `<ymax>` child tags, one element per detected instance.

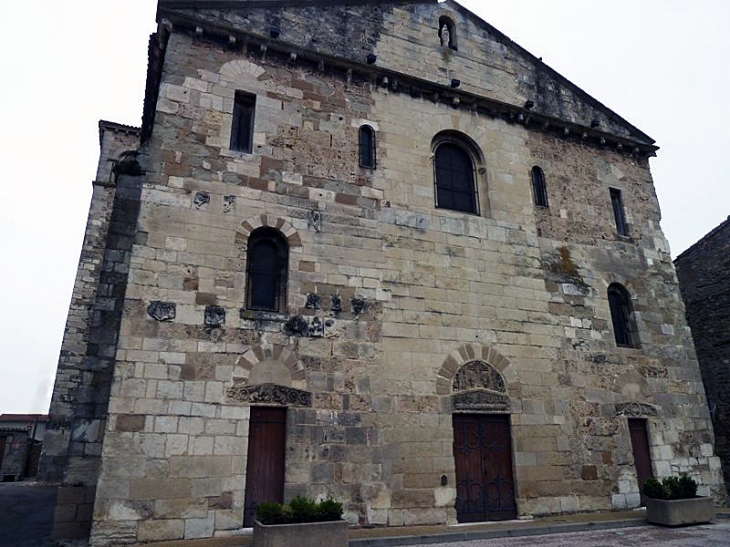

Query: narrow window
<box><xmin>438</xmin><ymin>16</ymin><xmax>457</xmax><ymax>50</ymax></box>
<box><xmin>610</xmin><ymin>188</ymin><xmax>628</xmax><ymax>236</ymax></box>
<box><xmin>246</xmin><ymin>227</ymin><xmax>288</xmax><ymax>312</ymax></box>
<box><xmin>531</xmin><ymin>166</ymin><xmax>548</xmax><ymax>207</ymax></box>
<box><xmin>231</xmin><ymin>91</ymin><xmax>256</xmax><ymax>153</ymax></box>
<box><xmin>434</xmin><ymin>141</ymin><xmax>478</xmax><ymax>214</ymax></box>
<box><xmin>608</xmin><ymin>283</ymin><xmax>638</xmax><ymax>348</ymax></box>
<box><xmin>359</xmin><ymin>125</ymin><xmax>376</xmax><ymax>169</ymax></box>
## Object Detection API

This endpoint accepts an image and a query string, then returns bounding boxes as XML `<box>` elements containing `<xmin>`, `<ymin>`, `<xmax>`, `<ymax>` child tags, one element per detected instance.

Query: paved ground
<box><xmin>0</xmin><ymin>481</ymin><xmax>57</xmax><ymax>547</ymax></box>
<box><xmin>402</xmin><ymin>523</ymin><xmax>730</xmax><ymax>547</ymax></box>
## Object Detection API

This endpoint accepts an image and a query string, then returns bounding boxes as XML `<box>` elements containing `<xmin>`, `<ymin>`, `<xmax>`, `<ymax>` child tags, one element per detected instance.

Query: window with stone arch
<box><xmin>433</xmin><ymin>132</ymin><xmax>482</xmax><ymax>215</ymax></box>
<box><xmin>359</xmin><ymin>124</ymin><xmax>376</xmax><ymax>169</ymax></box>
<box><xmin>245</xmin><ymin>227</ymin><xmax>288</xmax><ymax>312</ymax></box>
<box><xmin>608</xmin><ymin>283</ymin><xmax>639</xmax><ymax>348</ymax></box>
<box><xmin>531</xmin><ymin>165</ymin><xmax>548</xmax><ymax>207</ymax></box>
<box><xmin>438</xmin><ymin>16</ymin><xmax>457</xmax><ymax>50</ymax></box>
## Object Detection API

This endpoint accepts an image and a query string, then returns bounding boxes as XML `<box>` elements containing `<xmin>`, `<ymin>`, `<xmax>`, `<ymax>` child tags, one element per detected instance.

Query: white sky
<box><xmin>0</xmin><ymin>1</ymin><xmax>728</xmax><ymax>414</ymax></box>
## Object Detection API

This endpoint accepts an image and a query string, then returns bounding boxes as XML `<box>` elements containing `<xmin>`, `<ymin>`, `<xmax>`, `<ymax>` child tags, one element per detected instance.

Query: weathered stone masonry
<box><xmin>42</xmin><ymin>1</ymin><xmax>723</xmax><ymax>544</ymax></box>
<box><xmin>675</xmin><ymin>217</ymin><xmax>730</xmax><ymax>499</ymax></box>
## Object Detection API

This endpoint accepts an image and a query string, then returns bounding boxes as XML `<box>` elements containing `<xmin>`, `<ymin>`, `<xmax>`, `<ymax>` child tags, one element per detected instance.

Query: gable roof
<box><xmin>150</xmin><ymin>0</ymin><xmax>656</xmax><ymax>153</ymax></box>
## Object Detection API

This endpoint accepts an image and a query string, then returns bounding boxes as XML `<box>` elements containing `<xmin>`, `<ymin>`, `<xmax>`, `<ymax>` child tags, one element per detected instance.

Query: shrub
<box><xmin>642</xmin><ymin>474</ymin><xmax>699</xmax><ymax>500</ymax></box>
<box><xmin>256</xmin><ymin>496</ymin><xmax>344</xmax><ymax>524</ymax></box>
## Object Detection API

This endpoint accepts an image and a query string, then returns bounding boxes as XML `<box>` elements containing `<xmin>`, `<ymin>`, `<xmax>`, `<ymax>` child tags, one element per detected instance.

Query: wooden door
<box><xmin>243</xmin><ymin>407</ymin><xmax>286</xmax><ymax>526</ymax></box>
<box><xmin>629</xmin><ymin>418</ymin><xmax>653</xmax><ymax>493</ymax></box>
<box><xmin>453</xmin><ymin>414</ymin><xmax>517</xmax><ymax>522</ymax></box>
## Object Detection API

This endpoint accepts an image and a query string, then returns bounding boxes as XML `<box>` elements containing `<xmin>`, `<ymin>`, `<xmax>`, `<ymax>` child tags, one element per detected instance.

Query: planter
<box><xmin>645</xmin><ymin>496</ymin><xmax>715</xmax><ymax>526</ymax></box>
<box><xmin>253</xmin><ymin>519</ymin><xmax>349</xmax><ymax>547</ymax></box>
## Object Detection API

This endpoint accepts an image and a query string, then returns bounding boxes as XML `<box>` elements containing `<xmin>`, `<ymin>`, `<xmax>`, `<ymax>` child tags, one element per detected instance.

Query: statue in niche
<box><xmin>453</xmin><ymin>361</ymin><xmax>506</xmax><ymax>393</ymax></box>
<box><xmin>440</xmin><ymin>24</ymin><xmax>450</xmax><ymax>48</ymax></box>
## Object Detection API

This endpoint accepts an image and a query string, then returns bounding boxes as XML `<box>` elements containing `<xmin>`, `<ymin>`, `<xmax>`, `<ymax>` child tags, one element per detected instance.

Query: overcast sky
<box><xmin>1</xmin><ymin>1</ymin><xmax>728</xmax><ymax>414</ymax></box>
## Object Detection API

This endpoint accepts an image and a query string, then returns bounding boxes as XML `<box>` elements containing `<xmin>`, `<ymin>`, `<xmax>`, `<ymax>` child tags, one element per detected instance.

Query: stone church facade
<box><xmin>41</xmin><ymin>0</ymin><xmax>723</xmax><ymax>544</ymax></box>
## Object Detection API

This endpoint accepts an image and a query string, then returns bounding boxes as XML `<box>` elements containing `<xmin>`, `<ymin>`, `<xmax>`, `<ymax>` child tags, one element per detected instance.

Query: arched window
<box><xmin>531</xmin><ymin>166</ymin><xmax>548</xmax><ymax>207</ymax></box>
<box><xmin>246</xmin><ymin>227</ymin><xmax>288</xmax><ymax>312</ymax></box>
<box><xmin>438</xmin><ymin>16</ymin><xmax>457</xmax><ymax>50</ymax></box>
<box><xmin>434</xmin><ymin>138</ymin><xmax>479</xmax><ymax>215</ymax></box>
<box><xmin>608</xmin><ymin>283</ymin><xmax>638</xmax><ymax>348</ymax></box>
<box><xmin>359</xmin><ymin>125</ymin><xmax>376</xmax><ymax>169</ymax></box>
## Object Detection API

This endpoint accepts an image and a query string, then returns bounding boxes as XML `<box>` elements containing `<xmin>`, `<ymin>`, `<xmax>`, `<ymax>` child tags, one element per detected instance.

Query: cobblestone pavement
<box><xmin>404</xmin><ymin>523</ymin><xmax>730</xmax><ymax>547</ymax></box>
<box><xmin>0</xmin><ymin>482</ymin><xmax>57</xmax><ymax>547</ymax></box>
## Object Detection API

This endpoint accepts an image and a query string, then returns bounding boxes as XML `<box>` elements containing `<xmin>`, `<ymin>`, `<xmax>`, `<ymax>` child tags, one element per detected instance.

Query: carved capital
<box><xmin>226</xmin><ymin>382</ymin><xmax>312</xmax><ymax>407</ymax></box>
<box><xmin>615</xmin><ymin>401</ymin><xmax>657</xmax><ymax>417</ymax></box>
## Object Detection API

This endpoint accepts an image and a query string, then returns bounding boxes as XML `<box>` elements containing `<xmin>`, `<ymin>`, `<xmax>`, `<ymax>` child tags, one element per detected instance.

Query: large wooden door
<box><xmin>629</xmin><ymin>418</ymin><xmax>653</xmax><ymax>493</ymax></box>
<box><xmin>243</xmin><ymin>407</ymin><xmax>286</xmax><ymax>526</ymax></box>
<box><xmin>453</xmin><ymin>414</ymin><xmax>517</xmax><ymax>522</ymax></box>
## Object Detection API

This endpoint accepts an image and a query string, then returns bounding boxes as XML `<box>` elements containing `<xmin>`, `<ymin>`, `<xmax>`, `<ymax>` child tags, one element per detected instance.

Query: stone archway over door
<box><xmin>243</xmin><ymin>407</ymin><xmax>286</xmax><ymax>526</ymax></box>
<box><xmin>453</xmin><ymin>413</ymin><xmax>517</xmax><ymax>522</ymax></box>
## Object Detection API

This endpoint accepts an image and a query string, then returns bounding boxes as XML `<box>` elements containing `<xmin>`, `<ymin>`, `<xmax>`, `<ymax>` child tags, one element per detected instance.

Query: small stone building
<box><xmin>40</xmin><ymin>0</ymin><xmax>723</xmax><ymax>544</ymax></box>
<box><xmin>675</xmin><ymin>217</ymin><xmax>730</xmax><ymax>498</ymax></box>
<box><xmin>0</xmin><ymin>414</ymin><xmax>47</xmax><ymax>481</ymax></box>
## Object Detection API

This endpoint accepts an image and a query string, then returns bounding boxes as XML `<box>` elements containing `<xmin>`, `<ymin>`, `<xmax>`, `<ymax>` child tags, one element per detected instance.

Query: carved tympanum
<box><xmin>226</xmin><ymin>382</ymin><xmax>312</xmax><ymax>407</ymax></box>
<box><xmin>615</xmin><ymin>401</ymin><xmax>657</xmax><ymax>417</ymax></box>
<box><xmin>453</xmin><ymin>361</ymin><xmax>506</xmax><ymax>393</ymax></box>
<box><xmin>147</xmin><ymin>301</ymin><xmax>176</xmax><ymax>322</ymax></box>
<box><xmin>452</xmin><ymin>390</ymin><xmax>510</xmax><ymax>412</ymax></box>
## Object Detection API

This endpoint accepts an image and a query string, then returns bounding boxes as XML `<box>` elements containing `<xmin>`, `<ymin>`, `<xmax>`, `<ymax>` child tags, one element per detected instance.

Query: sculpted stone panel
<box><xmin>226</xmin><ymin>382</ymin><xmax>312</xmax><ymax>407</ymax></box>
<box><xmin>147</xmin><ymin>301</ymin><xmax>176</xmax><ymax>322</ymax></box>
<box><xmin>453</xmin><ymin>361</ymin><xmax>506</xmax><ymax>394</ymax></box>
<box><xmin>615</xmin><ymin>401</ymin><xmax>658</xmax><ymax>417</ymax></box>
<box><xmin>452</xmin><ymin>390</ymin><xmax>510</xmax><ymax>412</ymax></box>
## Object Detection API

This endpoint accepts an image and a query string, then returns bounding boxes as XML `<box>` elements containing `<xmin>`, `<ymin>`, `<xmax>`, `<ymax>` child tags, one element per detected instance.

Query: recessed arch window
<box><xmin>359</xmin><ymin>124</ymin><xmax>376</xmax><ymax>169</ymax></box>
<box><xmin>433</xmin><ymin>133</ymin><xmax>482</xmax><ymax>215</ymax></box>
<box><xmin>246</xmin><ymin>227</ymin><xmax>288</xmax><ymax>312</ymax></box>
<box><xmin>438</xmin><ymin>16</ymin><xmax>457</xmax><ymax>50</ymax></box>
<box><xmin>608</xmin><ymin>283</ymin><xmax>638</xmax><ymax>348</ymax></box>
<box><xmin>531</xmin><ymin>166</ymin><xmax>548</xmax><ymax>207</ymax></box>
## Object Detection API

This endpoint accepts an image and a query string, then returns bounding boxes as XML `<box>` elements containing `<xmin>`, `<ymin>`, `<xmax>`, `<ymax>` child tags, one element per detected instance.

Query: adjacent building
<box><xmin>0</xmin><ymin>414</ymin><xmax>47</xmax><ymax>481</ymax></box>
<box><xmin>675</xmin><ymin>216</ymin><xmax>730</xmax><ymax>498</ymax></box>
<box><xmin>40</xmin><ymin>1</ymin><xmax>724</xmax><ymax>544</ymax></box>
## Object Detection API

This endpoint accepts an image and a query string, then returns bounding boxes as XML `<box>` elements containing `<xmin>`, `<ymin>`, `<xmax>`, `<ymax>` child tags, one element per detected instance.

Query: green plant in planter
<box><xmin>642</xmin><ymin>474</ymin><xmax>698</xmax><ymax>500</ymax></box>
<box><xmin>256</xmin><ymin>497</ymin><xmax>343</xmax><ymax>525</ymax></box>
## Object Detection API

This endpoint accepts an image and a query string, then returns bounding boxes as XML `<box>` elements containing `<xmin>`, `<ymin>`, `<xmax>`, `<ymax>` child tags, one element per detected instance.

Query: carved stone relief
<box><xmin>204</xmin><ymin>306</ymin><xmax>226</xmax><ymax>327</ymax></box>
<box><xmin>615</xmin><ymin>401</ymin><xmax>658</xmax><ymax>417</ymax></box>
<box><xmin>226</xmin><ymin>382</ymin><xmax>312</xmax><ymax>407</ymax></box>
<box><xmin>194</xmin><ymin>192</ymin><xmax>210</xmax><ymax>209</ymax></box>
<box><xmin>351</xmin><ymin>297</ymin><xmax>365</xmax><ymax>315</ymax></box>
<box><xmin>330</xmin><ymin>295</ymin><xmax>342</xmax><ymax>312</ymax></box>
<box><xmin>453</xmin><ymin>361</ymin><xmax>506</xmax><ymax>394</ymax></box>
<box><xmin>147</xmin><ymin>301</ymin><xmax>176</xmax><ymax>322</ymax></box>
<box><xmin>452</xmin><ymin>390</ymin><xmax>510</xmax><ymax>412</ymax></box>
<box><xmin>307</xmin><ymin>210</ymin><xmax>322</xmax><ymax>232</ymax></box>
<box><xmin>305</xmin><ymin>293</ymin><xmax>321</xmax><ymax>309</ymax></box>
<box><xmin>223</xmin><ymin>195</ymin><xmax>235</xmax><ymax>213</ymax></box>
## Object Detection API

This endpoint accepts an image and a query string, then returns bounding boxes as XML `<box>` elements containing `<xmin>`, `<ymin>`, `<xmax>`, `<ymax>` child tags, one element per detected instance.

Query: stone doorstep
<box><xmin>130</xmin><ymin>509</ymin><xmax>668</xmax><ymax>547</ymax></box>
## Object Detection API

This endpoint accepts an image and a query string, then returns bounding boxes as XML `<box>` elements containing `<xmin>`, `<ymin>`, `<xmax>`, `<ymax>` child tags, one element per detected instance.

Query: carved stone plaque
<box><xmin>615</xmin><ymin>401</ymin><xmax>657</xmax><ymax>417</ymax></box>
<box><xmin>453</xmin><ymin>361</ymin><xmax>506</xmax><ymax>393</ymax></box>
<box><xmin>226</xmin><ymin>382</ymin><xmax>312</xmax><ymax>407</ymax></box>
<box><xmin>204</xmin><ymin>306</ymin><xmax>226</xmax><ymax>327</ymax></box>
<box><xmin>452</xmin><ymin>389</ymin><xmax>510</xmax><ymax>412</ymax></box>
<box><xmin>147</xmin><ymin>301</ymin><xmax>176</xmax><ymax>322</ymax></box>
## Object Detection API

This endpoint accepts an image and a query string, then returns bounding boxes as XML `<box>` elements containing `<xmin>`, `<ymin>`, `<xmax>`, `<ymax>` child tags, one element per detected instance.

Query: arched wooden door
<box><xmin>452</xmin><ymin>413</ymin><xmax>517</xmax><ymax>522</ymax></box>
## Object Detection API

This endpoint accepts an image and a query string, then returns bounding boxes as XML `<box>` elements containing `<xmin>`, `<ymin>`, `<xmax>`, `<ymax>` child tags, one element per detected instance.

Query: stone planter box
<box><xmin>645</xmin><ymin>497</ymin><xmax>715</xmax><ymax>526</ymax></box>
<box><xmin>253</xmin><ymin>519</ymin><xmax>349</xmax><ymax>547</ymax></box>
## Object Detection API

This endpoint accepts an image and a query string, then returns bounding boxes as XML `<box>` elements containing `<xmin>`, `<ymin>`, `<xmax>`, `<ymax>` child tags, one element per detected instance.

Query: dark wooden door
<box><xmin>453</xmin><ymin>414</ymin><xmax>517</xmax><ymax>522</ymax></box>
<box><xmin>629</xmin><ymin>418</ymin><xmax>653</xmax><ymax>493</ymax></box>
<box><xmin>243</xmin><ymin>407</ymin><xmax>286</xmax><ymax>526</ymax></box>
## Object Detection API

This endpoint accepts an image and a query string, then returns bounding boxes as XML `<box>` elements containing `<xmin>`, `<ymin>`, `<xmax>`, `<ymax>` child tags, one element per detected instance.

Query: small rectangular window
<box><xmin>610</xmin><ymin>188</ymin><xmax>628</xmax><ymax>236</ymax></box>
<box><xmin>231</xmin><ymin>91</ymin><xmax>256</xmax><ymax>153</ymax></box>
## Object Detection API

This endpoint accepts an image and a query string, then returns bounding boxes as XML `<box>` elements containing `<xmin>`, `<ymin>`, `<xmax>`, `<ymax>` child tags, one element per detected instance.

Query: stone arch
<box><xmin>236</xmin><ymin>215</ymin><xmax>302</xmax><ymax>249</ymax></box>
<box><xmin>226</xmin><ymin>343</ymin><xmax>311</xmax><ymax>407</ymax></box>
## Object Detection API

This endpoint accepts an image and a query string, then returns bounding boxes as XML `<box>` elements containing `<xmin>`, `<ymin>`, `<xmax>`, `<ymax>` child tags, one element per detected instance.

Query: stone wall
<box><xmin>675</xmin><ymin>217</ymin><xmax>730</xmax><ymax>499</ymax></box>
<box><xmin>41</xmin><ymin>1</ymin><xmax>723</xmax><ymax>544</ymax></box>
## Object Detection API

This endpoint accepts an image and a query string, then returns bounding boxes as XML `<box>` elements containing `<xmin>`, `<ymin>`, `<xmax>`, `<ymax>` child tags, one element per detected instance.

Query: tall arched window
<box><xmin>608</xmin><ymin>283</ymin><xmax>638</xmax><ymax>348</ymax></box>
<box><xmin>359</xmin><ymin>125</ymin><xmax>376</xmax><ymax>169</ymax></box>
<box><xmin>531</xmin><ymin>166</ymin><xmax>548</xmax><ymax>207</ymax></box>
<box><xmin>246</xmin><ymin>227</ymin><xmax>288</xmax><ymax>312</ymax></box>
<box><xmin>434</xmin><ymin>138</ymin><xmax>479</xmax><ymax>215</ymax></box>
